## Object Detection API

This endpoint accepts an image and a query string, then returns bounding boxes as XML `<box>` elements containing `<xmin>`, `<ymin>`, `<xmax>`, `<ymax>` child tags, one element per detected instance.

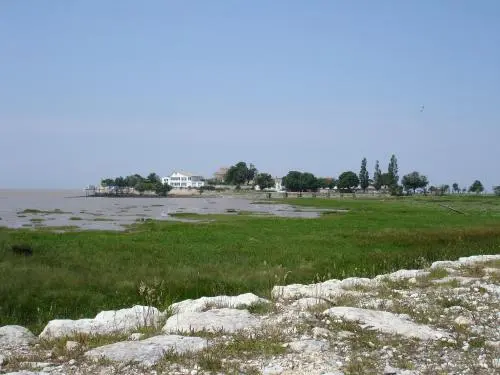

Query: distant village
<box><xmin>85</xmin><ymin>156</ymin><xmax>493</xmax><ymax>197</ymax></box>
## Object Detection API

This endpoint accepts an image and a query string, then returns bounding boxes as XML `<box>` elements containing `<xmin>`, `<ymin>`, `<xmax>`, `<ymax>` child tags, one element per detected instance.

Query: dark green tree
<box><xmin>401</xmin><ymin>171</ymin><xmax>429</xmax><ymax>193</ymax></box>
<box><xmin>317</xmin><ymin>177</ymin><xmax>336</xmax><ymax>189</ymax></box>
<box><xmin>255</xmin><ymin>173</ymin><xmax>274</xmax><ymax>190</ymax></box>
<box><xmin>301</xmin><ymin>172</ymin><xmax>319</xmax><ymax>191</ymax></box>
<box><xmin>359</xmin><ymin>158</ymin><xmax>369</xmax><ymax>192</ymax></box>
<box><xmin>147</xmin><ymin>173</ymin><xmax>161</xmax><ymax>184</ymax></box>
<box><xmin>440</xmin><ymin>184</ymin><xmax>450</xmax><ymax>195</ymax></box>
<box><xmin>282</xmin><ymin>171</ymin><xmax>318</xmax><ymax>192</ymax></box>
<box><xmin>225</xmin><ymin>162</ymin><xmax>249</xmax><ymax>186</ymax></box>
<box><xmin>452</xmin><ymin>183</ymin><xmax>459</xmax><ymax>193</ymax></box>
<box><xmin>282</xmin><ymin>171</ymin><xmax>303</xmax><ymax>192</ymax></box>
<box><xmin>337</xmin><ymin>171</ymin><xmax>360</xmax><ymax>193</ymax></box>
<box><xmin>380</xmin><ymin>173</ymin><xmax>391</xmax><ymax>190</ymax></box>
<box><xmin>101</xmin><ymin>178</ymin><xmax>114</xmax><ymax>187</ymax></box>
<box><xmin>135</xmin><ymin>181</ymin><xmax>148</xmax><ymax>195</ymax></box>
<box><xmin>468</xmin><ymin>180</ymin><xmax>484</xmax><ymax>194</ymax></box>
<box><xmin>373</xmin><ymin>160</ymin><xmax>382</xmax><ymax>191</ymax></box>
<box><xmin>493</xmin><ymin>186</ymin><xmax>500</xmax><ymax>196</ymax></box>
<box><xmin>125</xmin><ymin>174</ymin><xmax>144</xmax><ymax>188</ymax></box>
<box><xmin>154</xmin><ymin>182</ymin><xmax>172</xmax><ymax>197</ymax></box>
<box><xmin>387</xmin><ymin>154</ymin><xmax>399</xmax><ymax>188</ymax></box>
<box><xmin>247</xmin><ymin>163</ymin><xmax>257</xmax><ymax>184</ymax></box>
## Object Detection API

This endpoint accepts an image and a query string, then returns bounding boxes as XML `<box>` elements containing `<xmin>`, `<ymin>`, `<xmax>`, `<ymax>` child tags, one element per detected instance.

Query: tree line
<box><xmin>100</xmin><ymin>173</ymin><xmax>171</xmax><ymax>196</ymax></box>
<box><xmin>221</xmin><ymin>156</ymin><xmax>492</xmax><ymax>196</ymax></box>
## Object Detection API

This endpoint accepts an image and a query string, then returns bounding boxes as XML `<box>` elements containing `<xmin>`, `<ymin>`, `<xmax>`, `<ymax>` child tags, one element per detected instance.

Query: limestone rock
<box><xmin>0</xmin><ymin>325</ymin><xmax>36</xmax><ymax>348</ymax></box>
<box><xmin>169</xmin><ymin>293</ymin><xmax>268</xmax><ymax>314</ymax></box>
<box><xmin>128</xmin><ymin>333</ymin><xmax>144</xmax><ymax>341</ymax></box>
<box><xmin>312</xmin><ymin>327</ymin><xmax>330</xmax><ymax>338</ymax></box>
<box><xmin>454</xmin><ymin>316</ymin><xmax>473</xmax><ymax>326</ymax></box>
<box><xmin>458</xmin><ymin>254</ymin><xmax>500</xmax><ymax>265</ymax></box>
<box><xmin>339</xmin><ymin>277</ymin><xmax>373</xmax><ymax>289</ymax></box>
<box><xmin>163</xmin><ymin>308</ymin><xmax>261</xmax><ymax>334</ymax></box>
<box><xmin>291</xmin><ymin>297</ymin><xmax>325</xmax><ymax>310</ymax></box>
<box><xmin>262</xmin><ymin>364</ymin><xmax>284</xmax><ymax>375</ymax></box>
<box><xmin>324</xmin><ymin>307</ymin><xmax>447</xmax><ymax>340</ymax></box>
<box><xmin>65</xmin><ymin>340</ymin><xmax>81</xmax><ymax>352</ymax></box>
<box><xmin>376</xmin><ymin>269</ymin><xmax>429</xmax><ymax>282</ymax></box>
<box><xmin>288</xmin><ymin>339</ymin><xmax>330</xmax><ymax>353</ymax></box>
<box><xmin>272</xmin><ymin>279</ymin><xmax>341</xmax><ymax>300</ymax></box>
<box><xmin>39</xmin><ymin>305</ymin><xmax>163</xmax><ymax>339</ymax></box>
<box><xmin>85</xmin><ymin>335</ymin><xmax>209</xmax><ymax>367</ymax></box>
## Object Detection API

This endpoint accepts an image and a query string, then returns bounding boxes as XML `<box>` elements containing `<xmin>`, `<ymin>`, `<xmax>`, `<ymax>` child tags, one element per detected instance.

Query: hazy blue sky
<box><xmin>1</xmin><ymin>0</ymin><xmax>499</xmax><ymax>190</ymax></box>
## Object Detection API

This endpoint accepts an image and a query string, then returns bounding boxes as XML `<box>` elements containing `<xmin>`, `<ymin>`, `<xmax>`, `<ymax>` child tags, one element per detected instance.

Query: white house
<box><xmin>161</xmin><ymin>171</ymin><xmax>205</xmax><ymax>188</ymax></box>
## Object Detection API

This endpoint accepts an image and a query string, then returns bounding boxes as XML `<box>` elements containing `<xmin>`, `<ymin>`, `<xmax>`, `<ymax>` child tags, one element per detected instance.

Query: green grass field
<box><xmin>1</xmin><ymin>195</ymin><xmax>499</xmax><ymax>333</ymax></box>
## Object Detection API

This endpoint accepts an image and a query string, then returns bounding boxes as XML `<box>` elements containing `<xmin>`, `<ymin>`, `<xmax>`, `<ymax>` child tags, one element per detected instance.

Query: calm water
<box><xmin>0</xmin><ymin>189</ymin><xmax>319</xmax><ymax>231</ymax></box>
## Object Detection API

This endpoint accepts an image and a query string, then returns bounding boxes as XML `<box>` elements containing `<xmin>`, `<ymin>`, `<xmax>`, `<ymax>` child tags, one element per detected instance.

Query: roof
<box><xmin>169</xmin><ymin>171</ymin><xmax>203</xmax><ymax>177</ymax></box>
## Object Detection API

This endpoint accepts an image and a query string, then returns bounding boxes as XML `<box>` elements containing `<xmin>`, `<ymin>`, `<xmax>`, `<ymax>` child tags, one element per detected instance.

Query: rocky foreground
<box><xmin>1</xmin><ymin>255</ymin><xmax>499</xmax><ymax>375</ymax></box>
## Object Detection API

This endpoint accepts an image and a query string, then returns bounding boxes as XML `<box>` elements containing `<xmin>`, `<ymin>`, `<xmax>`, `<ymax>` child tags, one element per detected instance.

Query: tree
<box><xmin>124</xmin><ymin>174</ymin><xmax>144</xmax><ymax>188</ymax></box>
<box><xmin>380</xmin><ymin>173</ymin><xmax>391</xmax><ymax>190</ymax></box>
<box><xmin>401</xmin><ymin>171</ymin><xmax>429</xmax><ymax>194</ymax></box>
<box><xmin>440</xmin><ymin>184</ymin><xmax>450</xmax><ymax>195</ymax></box>
<box><xmin>101</xmin><ymin>178</ymin><xmax>114</xmax><ymax>187</ymax></box>
<box><xmin>153</xmin><ymin>182</ymin><xmax>172</xmax><ymax>197</ymax></box>
<box><xmin>282</xmin><ymin>171</ymin><xmax>319</xmax><ymax>192</ymax></box>
<box><xmin>317</xmin><ymin>177</ymin><xmax>336</xmax><ymax>189</ymax></box>
<box><xmin>225</xmin><ymin>162</ymin><xmax>249</xmax><ymax>186</ymax></box>
<box><xmin>359</xmin><ymin>158</ymin><xmax>369</xmax><ymax>192</ymax></box>
<box><xmin>468</xmin><ymin>180</ymin><xmax>484</xmax><ymax>194</ymax></box>
<box><xmin>452</xmin><ymin>183</ymin><xmax>459</xmax><ymax>194</ymax></box>
<box><xmin>147</xmin><ymin>173</ymin><xmax>161</xmax><ymax>184</ymax></box>
<box><xmin>387</xmin><ymin>154</ymin><xmax>399</xmax><ymax>188</ymax></box>
<box><xmin>246</xmin><ymin>163</ymin><xmax>257</xmax><ymax>184</ymax></box>
<box><xmin>114</xmin><ymin>177</ymin><xmax>126</xmax><ymax>193</ymax></box>
<box><xmin>493</xmin><ymin>186</ymin><xmax>500</xmax><ymax>196</ymax></box>
<box><xmin>373</xmin><ymin>160</ymin><xmax>382</xmax><ymax>191</ymax></box>
<box><xmin>135</xmin><ymin>181</ymin><xmax>148</xmax><ymax>195</ymax></box>
<box><xmin>255</xmin><ymin>173</ymin><xmax>275</xmax><ymax>190</ymax></box>
<box><xmin>301</xmin><ymin>172</ymin><xmax>319</xmax><ymax>191</ymax></box>
<box><xmin>337</xmin><ymin>171</ymin><xmax>360</xmax><ymax>193</ymax></box>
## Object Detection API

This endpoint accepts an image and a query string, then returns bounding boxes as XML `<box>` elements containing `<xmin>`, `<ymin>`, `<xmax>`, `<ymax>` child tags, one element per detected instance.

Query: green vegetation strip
<box><xmin>0</xmin><ymin>196</ymin><xmax>499</xmax><ymax>333</ymax></box>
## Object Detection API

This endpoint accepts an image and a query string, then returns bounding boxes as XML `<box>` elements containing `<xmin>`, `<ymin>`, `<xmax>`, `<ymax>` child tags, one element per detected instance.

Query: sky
<box><xmin>1</xmin><ymin>0</ymin><xmax>499</xmax><ymax>190</ymax></box>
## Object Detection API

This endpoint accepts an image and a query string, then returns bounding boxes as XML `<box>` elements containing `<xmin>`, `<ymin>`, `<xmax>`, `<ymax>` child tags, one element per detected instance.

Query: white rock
<box><xmin>431</xmin><ymin>260</ymin><xmax>461</xmax><ymax>270</ymax></box>
<box><xmin>85</xmin><ymin>335</ymin><xmax>209</xmax><ymax>367</ymax></box>
<box><xmin>291</xmin><ymin>297</ymin><xmax>325</xmax><ymax>309</ymax></box>
<box><xmin>169</xmin><ymin>293</ymin><xmax>268</xmax><ymax>314</ymax></box>
<box><xmin>65</xmin><ymin>340</ymin><xmax>81</xmax><ymax>352</ymax></box>
<box><xmin>376</xmin><ymin>269</ymin><xmax>430</xmax><ymax>281</ymax></box>
<box><xmin>432</xmin><ymin>276</ymin><xmax>478</xmax><ymax>285</ymax></box>
<box><xmin>39</xmin><ymin>305</ymin><xmax>164</xmax><ymax>339</ymax></box>
<box><xmin>339</xmin><ymin>277</ymin><xmax>374</xmax><ymax>289</ymax></box>
<box><xmin>0</xmin><ymin>325</ymin><xmax>36</xmax><ymax>348</ymax></box>
<box><xmin>163</xmin><ymin>308</ymin><xmax>261</xmax><ymax>334</ymax></box>
<box><xmin>128</xmin><ymin>333</ymin><xmax>144</xmax><ymax>341</ymax></box>
<box><xmin>324</xmin><ymin>307</ymin><xmax>448</xmax><ymax>340</ymax></box>
<box><xmin>458</xmin><ymin>254</ymin><xmax>500</xmax><ymax>265</ymax></box>
<box><xmin>492</xmin><ymin>358</ymin><xmax>500</xmax><ymax>369</ymax></box>
<box><xmin>312</xmin><ymin>327</ymin><xmax>330</xmax><ymax>338</ymax></box>
<box><xmin>263</xmin><ymin>364</ymin><xmax>284</xmax><ymax>375</ymax></box>
<box><xmin>289</xmin><ymin>339</ymin><xmax>330</xmax><ymax>353</ymax></box>
<box><xmin>272</xmin><ymin>279</ymin><xmax>341</xmax><ymax>299</ymax></box>
<box><xmin>454</xmin><ymin>316</ymin><xmax>473</xmax><ymax>326</ymax></box>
